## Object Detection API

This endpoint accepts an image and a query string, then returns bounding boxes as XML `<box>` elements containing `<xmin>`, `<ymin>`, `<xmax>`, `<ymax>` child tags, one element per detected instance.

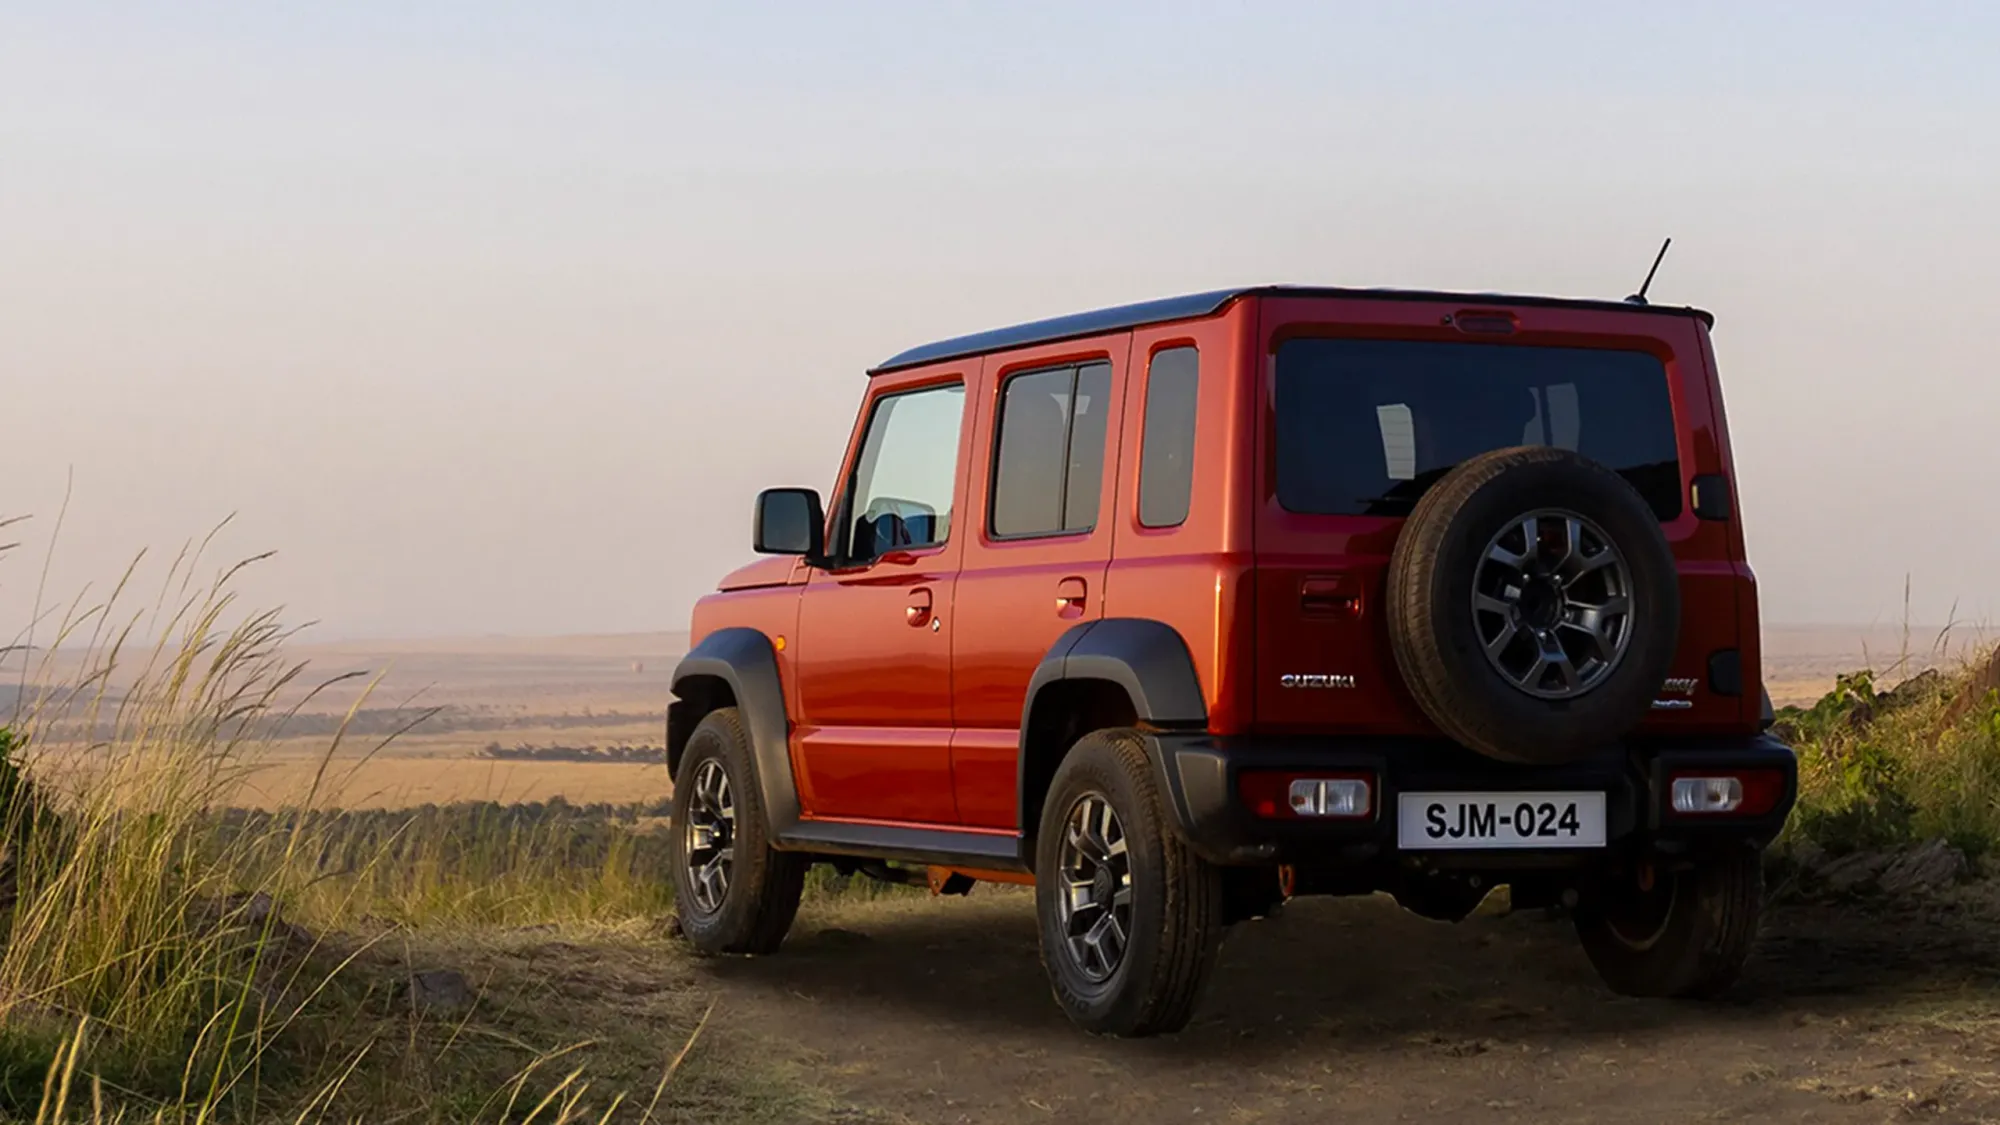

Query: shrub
<box><xmin>1784</xmin><ymin>648</ymin><xmax>2000</xmax><ymax>860</ymax></box>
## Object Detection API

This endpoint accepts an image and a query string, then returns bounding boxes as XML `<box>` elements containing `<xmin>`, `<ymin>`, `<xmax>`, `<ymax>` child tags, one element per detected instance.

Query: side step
<box><xmin>778</xmin><ymin>820</ymin><xmax>1029</xmax><ymax>873</ymax></box>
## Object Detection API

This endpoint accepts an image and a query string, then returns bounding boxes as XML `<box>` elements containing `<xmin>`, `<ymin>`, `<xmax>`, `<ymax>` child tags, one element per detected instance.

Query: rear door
<box><xmin>1253</xmin><ymin>296</ymin><xmax>1736</xmax><ymax>734</ymax></box>
<box><xmin>949</xmin><ymin>338</ymin><xmax>1129</xmax><ymax>828</ymax></box>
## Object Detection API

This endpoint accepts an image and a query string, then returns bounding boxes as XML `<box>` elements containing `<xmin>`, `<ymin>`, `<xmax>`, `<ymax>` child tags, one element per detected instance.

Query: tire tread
<box><xmin>1577</xmin><ymin>850</ymin><xmax>1763</xmax><ymax>998</ymax></box>
<box><xmin>1036</xmin><ymin>728</ymin><xmax>1223</xmax><ymax>1037</ymax></box>
<box><xmin>672</xmin><ymin>707</ymin><xmax>808</xmax><ymax>956</ymax></box>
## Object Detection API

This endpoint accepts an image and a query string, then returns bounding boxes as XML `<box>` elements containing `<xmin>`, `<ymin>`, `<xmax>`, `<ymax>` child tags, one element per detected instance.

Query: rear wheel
<box><xmin>670</xmin><ymin>708</ymin><xmax>808</xmax><ymax>955</ymax></box>
<box><xmin>1574</xmin><ymin>850</ymin><xmax>1763</xmax><ymax>998</ymax></box>
<box><xmin>1034</xmin><ymin>729</ymin><xmax>1224</xmax><ymax>1037</ymax></box>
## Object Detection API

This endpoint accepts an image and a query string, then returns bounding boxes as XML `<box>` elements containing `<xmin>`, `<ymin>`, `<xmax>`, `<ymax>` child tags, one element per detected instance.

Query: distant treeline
<box><xmin>277</xmin><ymin>707</ymin><xmax>667</xmax><ymax>738</ymax></box>
<box><xmin>209</xmin><ymin>798</ymin><xmax>678</xmax><ymax>877</ymax></box>
<box><xmin>478</xmin><ymin>741</ymin><xmax>668</xmax><ymax>763</ymax></box>
<box><xmin>213</xmin><ymin>796</ymin><xmax>675</xmax><ymax>831</ymax></box>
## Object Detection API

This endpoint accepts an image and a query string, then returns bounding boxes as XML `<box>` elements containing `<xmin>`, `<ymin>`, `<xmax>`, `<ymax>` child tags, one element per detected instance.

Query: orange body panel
<box><xmin>685</xmin><ymin>288</ymin><xmax>1764</xmax><ymax>832</ymax></box>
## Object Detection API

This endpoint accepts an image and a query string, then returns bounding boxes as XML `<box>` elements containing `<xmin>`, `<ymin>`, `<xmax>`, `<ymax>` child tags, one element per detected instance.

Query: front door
<box><xmin>795</xmin><ymin>376</ymin><xmax>969</xmax><ymax>824</ymax></box>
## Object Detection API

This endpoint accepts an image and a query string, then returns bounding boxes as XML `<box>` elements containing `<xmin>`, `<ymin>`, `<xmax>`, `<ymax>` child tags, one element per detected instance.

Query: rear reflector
<box><xmin>1690</xmin><ymin>473</ymin><xmax>1733</xmax><ymax>521</ymax></box>
<box><xmin>1239</xmin><ymin>772</ymin><xmax>1373</xmax><ymax>819</ymax></box>
<box><xmin>1667</xmin><ymin>769</ymin><xmax>1784</xmax><ymax>817</ymax></box>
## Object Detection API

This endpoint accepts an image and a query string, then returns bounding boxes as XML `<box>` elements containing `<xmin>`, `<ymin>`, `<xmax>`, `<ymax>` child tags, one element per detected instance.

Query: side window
<box><xmin>991</xmin><ymin>361</ymin><xmax>1112</xmax><ymax>538</ymax></box>
<box><xmin>844</xmin><ymin>382</ymin><xmax>965</xmax><ymax>563</ymax></box>
<box><xmin>1138</xmin><ymin>347</ymin><xmax>1199</xmax><ymax>527</ymax></box>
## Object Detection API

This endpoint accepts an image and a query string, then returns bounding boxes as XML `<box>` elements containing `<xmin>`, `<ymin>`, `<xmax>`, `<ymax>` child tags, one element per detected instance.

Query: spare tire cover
<box><xmin>1385</xmin><ymin>446</ymin><xmax>1680</xmax><ymax>765</ymax></box>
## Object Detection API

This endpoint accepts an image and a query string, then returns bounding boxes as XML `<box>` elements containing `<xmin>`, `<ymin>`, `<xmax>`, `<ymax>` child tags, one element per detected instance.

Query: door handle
<box><xmin>1300</xmin><ymin>574</ymin><xmax>1363</xmax><ymax>619</ymax></box>
<box><xmin>1055</xmin><ymin>577</ymin><xmax>1087</xmax><ymax>619</ymax></box>
<box><xmin>906</xmin><ymin>587</ymin><xmax>933</xmax><ymax>627</ymax></box>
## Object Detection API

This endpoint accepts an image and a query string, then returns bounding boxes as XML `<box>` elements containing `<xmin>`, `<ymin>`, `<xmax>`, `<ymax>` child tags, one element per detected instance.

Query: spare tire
<box><xmin>1386</xmin><ymin>446</ymin><xmax>1679</xmax><ymax>765</ymax></box>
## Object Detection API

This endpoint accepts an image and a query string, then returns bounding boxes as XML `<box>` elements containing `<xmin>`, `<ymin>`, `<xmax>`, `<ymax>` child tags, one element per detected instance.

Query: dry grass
<box><xmin>0</xmin><ymin>536</ymin><xmax>810</xmax><ymax>1123</ymax></box>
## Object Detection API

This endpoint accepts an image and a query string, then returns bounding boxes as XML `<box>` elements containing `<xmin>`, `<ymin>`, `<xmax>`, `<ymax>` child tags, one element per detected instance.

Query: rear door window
<box><xmin>1274</xmin><ymin>339</ymin><xmax>1681</xmax><ymax>519</ymax></box>
<box><xmin>991</xmin><ymin>362</ymin><xmax>1112</xmax><ymax>538</ymax></box>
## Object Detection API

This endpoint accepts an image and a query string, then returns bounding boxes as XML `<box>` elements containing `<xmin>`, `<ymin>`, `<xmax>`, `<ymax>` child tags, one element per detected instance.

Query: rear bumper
<box><xmin>1146</xmin><ymin>731</ymin><xmax>1797</xmax><ymax>868</ymax></box>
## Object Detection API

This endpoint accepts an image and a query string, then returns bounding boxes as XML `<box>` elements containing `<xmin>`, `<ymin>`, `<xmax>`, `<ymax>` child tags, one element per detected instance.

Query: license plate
<box><xmin>1397</xmin><ymin>791</ymin><xmax>1607</xmax><ymax>850</ymax></box>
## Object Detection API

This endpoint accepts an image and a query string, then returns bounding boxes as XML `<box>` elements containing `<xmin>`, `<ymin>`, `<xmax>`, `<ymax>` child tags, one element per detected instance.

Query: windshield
<box><xmin>1273</xmin><ymin>338</ymin><xmax>1681</xmax><ymax>519</ymax></box>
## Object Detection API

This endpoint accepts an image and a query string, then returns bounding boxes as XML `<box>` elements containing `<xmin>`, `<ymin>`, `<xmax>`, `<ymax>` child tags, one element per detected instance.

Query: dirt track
<box><xmin>690</xmin><ymin>885</ymin><xmax>2000</xmax><ymax>1123</ymax></box>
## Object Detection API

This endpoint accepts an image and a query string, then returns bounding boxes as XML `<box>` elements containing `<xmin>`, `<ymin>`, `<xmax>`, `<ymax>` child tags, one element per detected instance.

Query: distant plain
<box><xmin>198</xmin><ymin>621</ymin><xmax>1988</xmax><ymax>810</ymax></box>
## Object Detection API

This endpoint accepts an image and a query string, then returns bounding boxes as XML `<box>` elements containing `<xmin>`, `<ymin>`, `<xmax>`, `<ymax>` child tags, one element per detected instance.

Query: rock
<box><xmin>1879</xmin><ymin>668</ymin><xmax>1947</xmax><ymax>711</ymax></box>
<box><xmin>661</xmin><ymin>912</ymin><xmax>685</xmax><ymax>939</ymax></box>
<box><xmin>406</xmin><ymin>968</ymin><xmax>475</xmax><ymax>1012</ymax></box>
<box><xmin>1878</xmin><ymin>838</ymin><xmax>1968</xmax><ymax>895</ymax></box>
<box><xmin>1807</xmin><ymin>839</ymin><xmax>1970</xmax><ymax>897</ymax></box>
<box><xmin>1786</xmin><ymin>838</ymin><xmax>1828</xmax><ymax>873</ymax></box>
<box><xmin>1816</xmin><ymin>851</ymin><xmax>1892</xmax><ymax>894</ymax></box>
<box><xmin>224</xmin><ymin>891</ymin><xmax>279</xmax><ymax>926</ymax></box>
<box><xmin>192</xmin><ymin>890</ymin><xmax>315</xmax><ymax>948</ymax></box>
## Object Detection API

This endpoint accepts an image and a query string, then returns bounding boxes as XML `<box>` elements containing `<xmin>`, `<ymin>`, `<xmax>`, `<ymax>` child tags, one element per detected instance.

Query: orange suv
<box><xmin>668</xmin><ymin>285</ymin><xmax>1796</xmax><ymax>1036</ymax></box>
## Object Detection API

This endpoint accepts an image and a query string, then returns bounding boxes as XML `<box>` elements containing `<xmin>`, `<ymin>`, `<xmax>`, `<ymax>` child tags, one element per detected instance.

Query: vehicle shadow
<box><xmin>700</xmin><ymin>884</ymin><xmax>2000</xmax><ymax>1055</ymax></box>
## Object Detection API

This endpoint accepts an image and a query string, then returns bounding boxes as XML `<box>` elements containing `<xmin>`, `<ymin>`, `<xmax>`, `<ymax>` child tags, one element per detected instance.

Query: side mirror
<box><xmin>753</xmin><ymin>487</ymin><xmax>826</xmax><ymax>561</ymax></box>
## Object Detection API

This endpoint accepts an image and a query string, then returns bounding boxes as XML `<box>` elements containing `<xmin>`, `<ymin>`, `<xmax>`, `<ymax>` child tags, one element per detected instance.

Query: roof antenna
<box><xmin>1625</xmin><ymin>237</ymin><xmax>1672</xmax><ymax>305</ymax></box>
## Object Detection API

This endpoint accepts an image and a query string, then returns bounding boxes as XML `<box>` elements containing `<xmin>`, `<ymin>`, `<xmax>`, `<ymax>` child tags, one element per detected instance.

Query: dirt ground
<box><xmin>664</xmin><ymin>884</ymin><xmax>2000</xmax><ymax>1124</ymax></box>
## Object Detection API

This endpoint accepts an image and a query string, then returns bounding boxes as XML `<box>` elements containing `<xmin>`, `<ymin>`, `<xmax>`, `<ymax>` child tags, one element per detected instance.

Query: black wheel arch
<box><xmin>668</xmin><ymin>627</ymin><xmax>800</xmax><ymax>836</ymax></box>
<box><xmin>1015</xmin><ymin>618</ymin><xmax>1207</xmax><ymax>864</ymax></box>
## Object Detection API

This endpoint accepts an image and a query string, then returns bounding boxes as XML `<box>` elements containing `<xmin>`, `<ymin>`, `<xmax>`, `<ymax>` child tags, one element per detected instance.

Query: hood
<box><xmin>717</xmin><ymin>555</ymin><xmax>801</xmax><ymax>591</ymax></box>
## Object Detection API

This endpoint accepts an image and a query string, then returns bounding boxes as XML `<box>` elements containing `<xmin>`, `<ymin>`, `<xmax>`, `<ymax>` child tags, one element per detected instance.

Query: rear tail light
<box><xmin>1671</xmin><ymin>776</ymin><xmax>1742</xmax><ymax>813</ymax></box>
<box><xmin>1239</xmin><ymin>772</ymin><xmax>1373</xmax><ymax>819</ymax></box>
<box><xmin>1667</xmin><ymin>770</ymin><xmax>1784</xmax><ymax>817</ymax></box>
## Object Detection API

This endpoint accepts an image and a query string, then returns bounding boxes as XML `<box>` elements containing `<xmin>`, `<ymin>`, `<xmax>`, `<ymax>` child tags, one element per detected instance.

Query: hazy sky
<box><xmin>3</xmin><ymin>3</ymin><xmax>1997</xmax><ymax>639</ymax></box>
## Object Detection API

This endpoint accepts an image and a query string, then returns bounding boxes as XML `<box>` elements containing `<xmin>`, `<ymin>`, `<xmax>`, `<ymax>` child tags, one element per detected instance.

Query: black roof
<box><xmin>869</xmin><ymin>285</ymin><xmax>1714</xmax><ymax>374</ymax></box>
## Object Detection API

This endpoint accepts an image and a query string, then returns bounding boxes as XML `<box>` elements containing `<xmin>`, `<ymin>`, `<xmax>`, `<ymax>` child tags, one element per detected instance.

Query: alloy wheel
<box><xmin>1056</xmin><ymin>792</ymin><xmax>1133</xmax><ymax>983</ymax></box>
<box><xmin>1472</xmin><ymin>509</ymin><xmax>1635</xmax><ymax>699</ymax></box>
<box><xmin>682</xmin><ymin>758</ymin><xmax>736</xmax><ymax>916</ymax></box>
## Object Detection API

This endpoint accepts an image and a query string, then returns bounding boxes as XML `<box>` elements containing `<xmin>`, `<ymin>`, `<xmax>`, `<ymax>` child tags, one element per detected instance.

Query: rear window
<box><xmin>1274</xmin><ymin>338</ymin><xmax>1681</xmax><ymax>519</ymax></box>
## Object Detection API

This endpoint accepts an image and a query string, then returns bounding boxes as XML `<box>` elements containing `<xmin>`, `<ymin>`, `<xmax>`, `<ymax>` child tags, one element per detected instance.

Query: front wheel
<box><xmin>1034</xmin><ymin>729</ymin><xmax>1224</xmax><ymax>1037</ymax></box>
<box><xmin>669</xmin><ymin>707</ymin><xmax>808</xmax><ymax>955</ymax></box>
<box><xmin>1574</xmin><ymin>849</ymin><xmax>1764</xmax><ymax>998</ymax></box>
